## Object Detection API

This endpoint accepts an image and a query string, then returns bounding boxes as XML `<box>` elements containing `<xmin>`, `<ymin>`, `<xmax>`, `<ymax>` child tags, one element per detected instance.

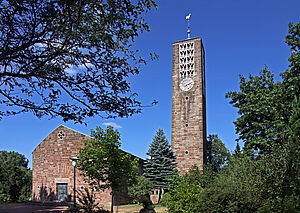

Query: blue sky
<box><xmin>0</xmin><ymin>0</ymin><xmax>299</xmax><ymax>168</ymax></box>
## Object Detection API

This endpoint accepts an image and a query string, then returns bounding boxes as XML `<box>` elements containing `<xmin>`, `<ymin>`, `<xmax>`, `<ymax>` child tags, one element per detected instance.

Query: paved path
<box><xmin>0</xmin><ymin>203</ymin><xmax>68</xmax><ymax>213</ymax></box>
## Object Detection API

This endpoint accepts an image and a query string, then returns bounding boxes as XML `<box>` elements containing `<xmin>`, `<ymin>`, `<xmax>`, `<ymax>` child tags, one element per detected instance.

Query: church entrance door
<box><xmin>57</xmin><ymin>183</ymin><xmax>68</xmax><ymax>201</ymax></box>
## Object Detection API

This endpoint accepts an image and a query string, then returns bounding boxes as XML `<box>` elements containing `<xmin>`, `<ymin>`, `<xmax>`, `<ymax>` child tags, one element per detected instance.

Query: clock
<box><xmin>179</xmin><ymin>77</ymin><xmax>194</xmax><ymax>91</ymax></box>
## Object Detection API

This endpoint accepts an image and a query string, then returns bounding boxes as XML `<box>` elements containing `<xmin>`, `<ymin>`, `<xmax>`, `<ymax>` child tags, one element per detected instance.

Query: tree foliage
<box><xmin>206</xmin><ymin>134</ymin><xmax>231</xmax><ymax>173</ymax></box>
<box><xmin>263</xmin><ymin>96</ymin><xmax>300</xmax><ymax>211</ymax></box>
<box><xmin>161</xmin><ymin>135</ymin><xmax>230</xmax><ymax>212</ymax></box>
<box><xmin>282</xmin><ymin>22</ymin><xmax>300</xmax><ymax>101</ymax></box>
<box><xmin>143</xmin><ymin>129</ymin><xmax>176</xmax><ymax>189</ymax></box>
<box><xmin>78</xmin><ymin>126</ymin><xmax>138</xmax><ymax>190</ymax></box>
<box><xmin>0</xmin><ymin>151</ymin><xmax>32</xmax><ymax>203</ymax></box>
<box><xmin>161</xmin><ymin>166</ymin><xmax>203</xmax><ymax>213</ymax></box>
<box><xmin>225</xmin><ymin>22</ymin><xmax>299</xmax><ymax>155</ymax></box>
<box><xmin>65</xmin><ymin>188</ymin><xmax>110</xmax><ymax>213</ymax></box>
<box><xmin>164</xmin><ymin>114</ymin><xmax>299</xmax><ymax>212</ymax></box>
<box><xmin>0</xmin><ymin>0</ymin><xmax>157</xmax><ymax>123</ymax></box>
<box><xmin>199</xmin><ymin>121</ymin><xmax>299</xmax><ymax>212</ymax></box>
<box><xmin>77</xmin><ymin>126</ymin><xmax>138</xmax><ymax>212</ymax></box>
<box><xmin>202</xmin><ymin>22</ymin><xmax>300</xmax><ymax>212</ymax></box>
<box><xmin>160</xmin><ymin>136</ymin><xmax>230</xmax><ymax>213</ymax></box>
<box><xmin>128</xmin><ymin>175</ymin><xmax>154</xmax><ymax>204</ymax></box>
<box><xmin>232</xmin><ymin>142</ymin><xmax>242</xmax><ymax>159</ymax></box>
<box><xmin>200</xmin><ymin>156</ymin><xmax>267</xmax><ymax>212</ymax></box>
<box><xmin>225</xmin><ymin>66</ymin><xmax>281</xmax><ymax>154</ymax></box>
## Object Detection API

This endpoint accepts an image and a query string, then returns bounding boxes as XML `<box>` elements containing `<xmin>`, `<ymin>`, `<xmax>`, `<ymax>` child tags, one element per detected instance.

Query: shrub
<box><xmin>128</xmin><ymin>176</ymin><xmax>154</xmax><ymax>204</ymax></box>
<box><xmin>65</xmin><ymin>188</ymin><xmax>109</xmax><ymax>213</ymax></box>
<box><xmin>161</xmin><ymin>167</ymin><xmax>203</xmax><ymax>213</ymax></box>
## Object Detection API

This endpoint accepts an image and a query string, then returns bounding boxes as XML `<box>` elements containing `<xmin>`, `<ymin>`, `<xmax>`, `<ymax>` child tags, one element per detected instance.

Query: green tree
<box><xmin>198</xmin><ymin>117</ymin><xmax>299</xmax><ymax>212</ymax></box>
<box><xmin>128</xmin><ymin>175</ymin><xmax>154</xmax><ymax>204</ymax></box>
<box><xmin>77</xmin><ymin>126</ymin><xmax>138</xmax><ymax>213</ymax></box>
<box><xmin>232</xmin><ymin>142</ymin><xmax>242</xmax><ymax>159</ymax></box>
<box><xmin>281</xmin><ymin>22</ymin><xmax>300</xmax><ymax>105</ymax></box>
<box><xmin>198</xmin><ymin>156</ymin><xmax>265</xmax><ymax>213</ymax></box>
<box><xmin>161</xmin><ymin>166</ymin><xmax>204</xmax><ymax>213</ymax></box>
<box><xmin>206</xmin><ymin>134</ymin><xmax>231</xmax><ymax>173</ymax></box>
<box><xmin>225</xmin><ymin>22</ymin><xmax>299</xmax><ymax>155</ymax></box>
<box><xmin>160</xmin><ymin>134</ymin><xmax>231</xmax><ymax>212</ymax></box>
<box><xmin>260</xmin><ymin>96</ymin><xmax>300</xmax><ymax>212</ymax></box>
<box><xmin>162</xmin><ymin>157</ymin><xmax>265</xmax><ymax>212</ymax></box>
<box><xmin>225</xmin><ymin>66</ymin><xmax>280</xmax><ymax>155</ymax></box>
<box><xmin>0</xmin><ymin>151</ymin><xmax>32</xmax><ymax>203</ymax></box>
<box><xmin>198</xmin><ymin>22</ymin><xmax>300</xmax><ymax>212</ymax></box>
<box><xmin>143</xmin><ymin>129</ymin><xmax>176</xmax><ymax>190</ymax></box>
<box><xmin>0</xmin><ymin>0</ymin><xmax>157</xmax><ymax>123</ymax></box>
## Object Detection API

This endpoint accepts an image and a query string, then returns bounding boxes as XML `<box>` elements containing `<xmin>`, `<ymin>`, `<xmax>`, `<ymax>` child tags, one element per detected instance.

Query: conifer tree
<box><xmin>232</xmin><ymin>142</ymin><xmax>242</xmax><ymax>158</ymax></box>
<box><xmin>143</xmin><ymin>129</ymin><xmax>176</xmax><ymax>189</ymax></box>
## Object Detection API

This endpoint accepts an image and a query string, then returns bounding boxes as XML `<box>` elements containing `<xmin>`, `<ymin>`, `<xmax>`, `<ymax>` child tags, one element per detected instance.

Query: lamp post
<box><xmin>70</xmin><ymin>157</ymin><xmax>79</xmax><ymax>208</ymax></box>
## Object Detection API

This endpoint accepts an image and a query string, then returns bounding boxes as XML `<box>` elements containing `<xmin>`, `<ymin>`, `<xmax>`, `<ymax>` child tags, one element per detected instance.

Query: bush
<box><xmin>65</xmin><ymin>188</ymin><xmax>109</xmax><ymax>213</ymax></box>
<box><xmin>0</xmin><ymin>193</ymin><xmax>10</xmax><ymax>203</ymax></box>
<box><xmin>141</xmin><ymin>199</ymin><xmax>155</xmax><ymax>210</ymax></box>
<box><xmin>199</xmin><ymin>157</ymin><xmax>263</xmax><ymax>212</ymax></box>
<box><xmin>161</xmin><ymin>167</ymin><xmax>203</xmax><ymax>213</ymax></box>
<box><xmin>128</xmin><ymin>176</ymin><xmax>154</xmax><ymax>204</ymax></box>
<box><xmin>199</xmin><ymin>150</ymin><xmax>299</xmax><ymax>212</ymax></box>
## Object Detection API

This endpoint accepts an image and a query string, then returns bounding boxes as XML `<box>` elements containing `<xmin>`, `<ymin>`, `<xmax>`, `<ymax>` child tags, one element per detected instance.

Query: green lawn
<box><xmin>114</xmin><ymin>204</ymin><xmax>167</xmax><ymax>213</ymax></box>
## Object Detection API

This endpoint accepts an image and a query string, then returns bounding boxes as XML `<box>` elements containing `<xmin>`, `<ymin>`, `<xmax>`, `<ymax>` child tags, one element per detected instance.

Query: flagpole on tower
<box><xmin>186</xmin><ymin>13</ymin><xmax>191</xmax><ymax>38</ymax></box>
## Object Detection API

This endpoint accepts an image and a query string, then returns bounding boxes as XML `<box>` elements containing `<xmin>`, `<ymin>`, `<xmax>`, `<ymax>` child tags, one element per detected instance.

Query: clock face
<box><xmin>179</xmin><ymin>78</ymin><xmax>194</xmax><ymax>91</ymax></box>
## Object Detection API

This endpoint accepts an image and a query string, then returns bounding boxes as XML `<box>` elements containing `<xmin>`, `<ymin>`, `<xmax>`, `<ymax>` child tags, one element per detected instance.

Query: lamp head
<box><xmin>70</xmin><ymin>157</ymin><xmax>79</xmax><ymax>167</ymax></box>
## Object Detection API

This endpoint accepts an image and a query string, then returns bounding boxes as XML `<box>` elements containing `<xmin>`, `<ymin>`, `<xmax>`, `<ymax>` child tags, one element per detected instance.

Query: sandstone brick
<box><xmin>172</xmin><ymin>38</ymin><xmax>207</xmax><ymax>174</ymax></box>
<box><xmin>32</xmin><ymin>125</ymin><xmax>137</xmax><ymax>208</ymax></box>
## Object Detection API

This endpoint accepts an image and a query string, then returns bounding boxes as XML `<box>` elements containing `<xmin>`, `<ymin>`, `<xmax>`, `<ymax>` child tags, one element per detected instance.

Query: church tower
<box><xmin>171</xmin><ymin>37</ymin><xmax>207</xmax><ymax>173</ymax></box>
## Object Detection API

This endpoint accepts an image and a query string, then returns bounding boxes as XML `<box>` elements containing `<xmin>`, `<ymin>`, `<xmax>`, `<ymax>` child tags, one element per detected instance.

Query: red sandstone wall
<box><xmin>171</xmin><ymin>38</ymin><xmax>207</xmax><ymax>174</ymax></box>
<box><xmin>32</xmin><ymin>125</ymin><xmax>134</xmax><ymax>208</ymax></box>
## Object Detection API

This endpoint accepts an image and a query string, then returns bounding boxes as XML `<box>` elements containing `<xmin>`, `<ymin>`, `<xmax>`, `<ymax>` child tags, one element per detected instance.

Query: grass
<box><xmin>114</xmin><ymin>204</ymin><xmax>167</xmax><ymax>213</ymax></box>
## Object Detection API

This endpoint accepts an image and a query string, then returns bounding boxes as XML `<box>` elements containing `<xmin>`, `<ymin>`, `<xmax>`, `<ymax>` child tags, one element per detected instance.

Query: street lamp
<box><xmin>70</xmin><ymin>157</ymin><xmax>79</xmax><ymax>208</ymax></box>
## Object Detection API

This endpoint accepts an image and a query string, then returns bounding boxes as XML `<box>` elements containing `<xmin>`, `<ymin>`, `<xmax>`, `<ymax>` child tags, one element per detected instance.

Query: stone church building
<box><xmin>32</xmin><ymin>35</ymin><xmax>207</xmax><ymax>207</ymax></box>
<box><xmin>32</xmin><ymin>125</ymin><xmax>138</xmax><ymax>207</ymax></box>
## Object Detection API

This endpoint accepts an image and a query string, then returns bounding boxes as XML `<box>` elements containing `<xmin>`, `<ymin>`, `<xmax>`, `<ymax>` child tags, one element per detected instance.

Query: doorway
<box><xmin>57</xmin><ymin>183</ymin><xmax>68</xmax><ymax>201</ymax></box>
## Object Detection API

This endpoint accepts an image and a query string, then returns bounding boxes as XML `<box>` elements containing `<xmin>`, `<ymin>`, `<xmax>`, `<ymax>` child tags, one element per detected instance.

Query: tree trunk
<box><xmin>111</xmin><ymin>192</ymin><xmax>114</xmax><ymax>213</ymax></box>
<box><xmin>158</xmin><ymin>188</ymin><xmax>161</xmax><ymax>204</ymax></box>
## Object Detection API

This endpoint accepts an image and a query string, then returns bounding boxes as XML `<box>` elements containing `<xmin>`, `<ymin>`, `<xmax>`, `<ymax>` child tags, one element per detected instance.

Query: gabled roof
<box><xmin>32</xmin><ymin>125</ymin><xmax>143</xmax><ymax>160</ymax></box>
<box><xmin>32</xmin><ymin>125</ymin><xmax>90</xmax><ymax>153</ymax></box>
